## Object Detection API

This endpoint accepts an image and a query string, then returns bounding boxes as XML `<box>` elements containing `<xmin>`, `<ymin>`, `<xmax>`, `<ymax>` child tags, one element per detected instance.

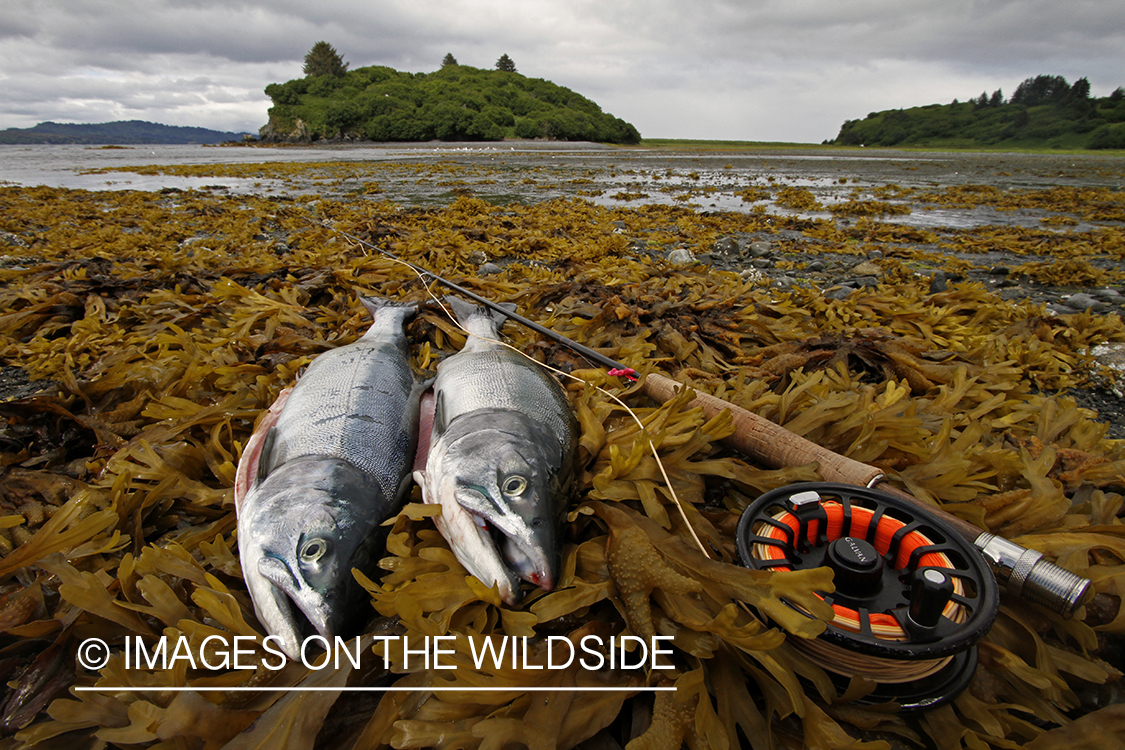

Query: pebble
<box><xmin>999</xmin><ymin>286</ymin><xmax>1028</xmax><ymax>301</ymax></box>
<box><xmin>748</xmin><ymin>241</ymin><xmax>772</xmax><ymax>257</ymax></box>
<box><xmin>866</xmin><ymin>249</ymin><xmax>883</xmax><ymax>260</ymax></box>
<box><xmin>929</xmin><ymin>271</ymin><xmax>948</xmax><ymax>293</ymax></box>
<box><xmin>667</xmin><ymin>248</ymin><xmax>695</xmax><ymax>265</ymax></box>
<box><xmin>1061</xmin><ymin>293</ymin><xmax>1104</xmax><ymax>312</ymax></box>
<box><xmin>851</xmin><ymin>260</ymin><xmax>882</xmax><ymax>277</ymax></box>
<box><xmin>478</xmin><ymin>262</ymin><xmax>503</xmax><ymax>275</ymax></box>
<box><xmin>468</xmin><ymin>249</ymin><xmax>488</xmax><ymax>264</ymax></box>
<box><xmin>712</xmin><ymin>237</ymin><xmax>740</xmax><ymax>256</ymax></box>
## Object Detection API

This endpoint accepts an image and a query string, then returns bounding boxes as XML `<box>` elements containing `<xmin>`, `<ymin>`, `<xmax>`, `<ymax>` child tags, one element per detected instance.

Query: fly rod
<box><xmin>324</xmin><ymin>222</ymin><xmax>1092</xmax><ymax>618</ymax></box>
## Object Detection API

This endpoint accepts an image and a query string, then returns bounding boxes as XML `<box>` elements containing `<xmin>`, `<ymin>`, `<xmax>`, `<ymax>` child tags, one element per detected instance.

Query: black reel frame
<box><xmin>736</xmin><ymin>482</ymin><xmax>1000</xmax><ymax>710</ymax></box>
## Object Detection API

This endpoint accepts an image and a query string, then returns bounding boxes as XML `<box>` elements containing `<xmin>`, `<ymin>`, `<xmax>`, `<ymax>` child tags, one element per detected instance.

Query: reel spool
<box><xmin>736</xmin><ymin>482</ymin><xmax>999</xmax><ymax>711</ymax></box>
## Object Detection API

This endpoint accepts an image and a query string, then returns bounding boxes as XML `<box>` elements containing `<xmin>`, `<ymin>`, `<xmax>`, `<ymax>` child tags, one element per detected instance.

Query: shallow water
<box><xmin>1</xmin><ymin>142</ymin><xmax>1123</xmax><ymax>230</ymax></box>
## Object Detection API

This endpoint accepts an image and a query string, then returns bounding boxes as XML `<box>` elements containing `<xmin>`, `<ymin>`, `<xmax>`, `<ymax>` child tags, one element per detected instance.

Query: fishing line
<box><xmin>327</xmin><ymin>221</ymin><xmax>714</xmax><ymax>560</ymax></box>
<box><xmin>321</xmin><ymin>217</ymin><xmax>999</xmax><ymax>707</ymax></box>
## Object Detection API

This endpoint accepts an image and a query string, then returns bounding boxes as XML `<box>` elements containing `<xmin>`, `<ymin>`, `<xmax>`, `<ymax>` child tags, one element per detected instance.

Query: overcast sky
<box><xmin>2</xmin><ymin>0</ymin><xmax>1123</xmax><ymax>143</ymax></box>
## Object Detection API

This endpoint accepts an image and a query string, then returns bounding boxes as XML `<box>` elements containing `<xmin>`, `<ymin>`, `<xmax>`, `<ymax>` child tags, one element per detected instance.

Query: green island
<box><xmin>831</xmin><ymin>74</ymin><xmax>1125</xmax><ymax>150</ymax></box>
<box><xmin>0</xmin><ymin>120</ymin><xmax>248</xmax><ymax>145</ymax></box>
<box><xmin>259</xmin><ymin>43</ymin><xmax>640</xmax><ymax>144</ymax></box>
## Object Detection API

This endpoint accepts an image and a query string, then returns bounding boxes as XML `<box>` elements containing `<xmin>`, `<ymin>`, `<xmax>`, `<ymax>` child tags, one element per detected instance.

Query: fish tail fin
<box><xmin>358</xmin><ymin>295</ymin><xmax>418</xmax><ymax>330</ymax></box>
<box><xmin>447</xmin><ymin>296</ymin><xmax>515</xmax><ymax>334</ymax></box>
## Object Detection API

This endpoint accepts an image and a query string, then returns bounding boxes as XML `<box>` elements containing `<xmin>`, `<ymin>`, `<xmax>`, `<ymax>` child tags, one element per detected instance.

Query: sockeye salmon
<box><xmin>234</xmin><ymin>297</ymin><xmax>420</xmax><ymax>657</ymax></box>
<box><xmin>414</xmin><ymin>298</ymin><xmax>577</xmax><ymax>604</ymax></box>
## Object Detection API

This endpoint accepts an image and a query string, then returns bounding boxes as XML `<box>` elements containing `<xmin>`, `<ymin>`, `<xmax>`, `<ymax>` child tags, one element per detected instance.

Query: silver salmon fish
<box><xmin>414</xmin><ymin>298</ymin><xmax>577</xmax><ymax>604</ymax></box>
<box><xmin>235</xmin><ymin>297</ymin><xmax>420</xmax><ymax>657</ymax></box>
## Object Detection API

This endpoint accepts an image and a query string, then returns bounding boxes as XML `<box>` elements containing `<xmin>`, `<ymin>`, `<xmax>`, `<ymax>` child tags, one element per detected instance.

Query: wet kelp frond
<box><xmin>2</xmin><ymin>182</ymin><xmax>1125</xmax><ymax>749</ymax></box>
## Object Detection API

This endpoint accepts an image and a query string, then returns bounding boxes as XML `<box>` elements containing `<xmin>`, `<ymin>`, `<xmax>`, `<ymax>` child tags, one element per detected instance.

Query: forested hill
<box><xmin>260</xmin><ymin>62</ymin><xmax>641</xmax><ymax>144</ymax></box>
<box><xmin>831</xmin><ymin>75</ymin><xmax>1125</xmax><ymax>150</ymax></box>
<box><xmin>0</xmin><ymin>121</ymin><xmax>249</xmax><ymax>145</ymax></box>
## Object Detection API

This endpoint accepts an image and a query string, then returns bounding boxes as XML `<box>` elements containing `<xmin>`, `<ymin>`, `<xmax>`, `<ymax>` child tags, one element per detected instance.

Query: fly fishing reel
<box><xmin>736</xmin><ymin>482</ymin><xmax>999</xmax><ymax>711</ymax></box>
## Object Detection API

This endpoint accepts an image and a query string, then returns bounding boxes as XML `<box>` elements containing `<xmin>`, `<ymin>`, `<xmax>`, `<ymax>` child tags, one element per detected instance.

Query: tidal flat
<box><xmin>1</xmin><ymin>143</ymin><xmax>1125</xmax><ymax>749</ymax></box>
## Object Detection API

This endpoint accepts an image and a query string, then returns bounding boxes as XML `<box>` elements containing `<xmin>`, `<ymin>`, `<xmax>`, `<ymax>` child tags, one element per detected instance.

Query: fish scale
<box><xmin>269</xmin><ymin>340</ymin><xmax>415</xmax><ymax>501</ymax></box>
<box><xmin>434</xmin><ymin>348</ymin><xmax>572</xmax><ymax>445</ymax></box>
<box><xmin>415</xmin><ymin>298</ymin><xmax>578</xmax><ymax>604</ymax></box>
<box><xmin>235</xmin><ymin>297</ymin><xmax>420</xmax><ymax>658</ymax></box>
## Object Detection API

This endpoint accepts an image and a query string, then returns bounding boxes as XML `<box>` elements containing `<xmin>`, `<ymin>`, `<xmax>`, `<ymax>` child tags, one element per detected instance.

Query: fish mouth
<box><xmin>462</xmin><ymin>503</ymin><xmax>555</xmax><ymax>595</ymax></box>
<box><xmin>249</xmin><ymin>554</ymin><xmax>335</xmax><ymax>659</ymax></box>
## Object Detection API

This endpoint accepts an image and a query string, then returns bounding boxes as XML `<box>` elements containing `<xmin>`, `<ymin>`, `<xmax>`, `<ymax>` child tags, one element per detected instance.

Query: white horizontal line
<box><xmin>74</xmin><ymin>686</ymin><xmax>675</xmax><ymax>692</ymax></box>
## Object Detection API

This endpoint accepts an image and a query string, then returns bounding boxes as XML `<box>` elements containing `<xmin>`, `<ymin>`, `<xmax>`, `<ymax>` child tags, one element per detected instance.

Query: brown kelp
<box><xmin>2</xmin><ymin>172</ymin><xmax>1125</xmax><ymax>750</ymax></box>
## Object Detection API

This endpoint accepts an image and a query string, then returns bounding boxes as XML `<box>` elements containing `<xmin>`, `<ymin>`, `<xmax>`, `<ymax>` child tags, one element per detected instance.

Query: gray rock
<box><xmin>988</xmin><ymin>266</ymin><xmax>1010</xmax><ymax>275</ymax></box>
<box><xmin>866</xmin><ymin>249</ymin><xmax>883</xmax><ymax>260</ymax></box>
<box><xmin>999</xmin><ymin>286</ymin><xmax>1028</xmax><ymax>301</ymax></box>
<box><xmin>853</xmin><ymin>275</ymin><xmax>879</xmax><ymax>289</ymax></box>
<box><xmin>478</xmin><ymin>262</ymin><xmax>503</xmax><ymax>275</ymax></box>
<box><xmin>712</xmin><ymin>237</ymin><xmax>740</xmax><ymax>256</ymax></box>
<box><xmin>1063</xmin><ymin>293</ymin><xmax>1100</xmax><ymax>310</ymax></box>
<box><xmin>1094</xmin><ymin>288</ymin><xmax>1122</xmax><ymax>300</ymax></box>
<box><xmin>0</xmin><ymin>231</ymin><xmax>30</xmax><ymax>249</ymax></box>
<box><xmin>748</xmin><ymin>241</ymin><xmax>772</xmax><ymax>257</ymax></box>
<box><xmin>929</xmin><ymin>271</ymin><xmax>948</xmax><ymax>293</ymax></box>
<box><xmin>667</xmin><ymin>248</ymin><xmax>695</xmax><ymax>265</ymax></box>
<box><xmin>751</xmin><ymin>258</ymin><xmax>772</xmax><ymax>269</ymax></box>
<box><xmin>468</xmin><ymin>249</ymin><xmax>488</xmax><ymax>265</ymax></box>
<box><xmin>824</xmin><ymin>287</ymin><xmax>853</xmax><ymax>300</ymax></box>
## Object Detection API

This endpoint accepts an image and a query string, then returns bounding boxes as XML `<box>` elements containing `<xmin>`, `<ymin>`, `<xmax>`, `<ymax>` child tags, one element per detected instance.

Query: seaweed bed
<box><xmin>3</xmin><ymin>154</ymin><xmax>1125</xmax><ymax>750</ymax></box>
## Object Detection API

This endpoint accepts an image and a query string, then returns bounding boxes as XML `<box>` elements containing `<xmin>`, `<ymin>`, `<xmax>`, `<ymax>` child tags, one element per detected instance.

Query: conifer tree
<box><xmin>495</xmin><ymin>54</ymin><xmax>517</xmax><ymax>73</ymax></box>
<box><xmin>303</xmin><ymin>41</ymin><xmax>348</xmax><ymax>78</ymax></box>
<box><xmin>442</xmin><ymin>53</ymin><xmax>458</xmax><ymax>67</ymax></box>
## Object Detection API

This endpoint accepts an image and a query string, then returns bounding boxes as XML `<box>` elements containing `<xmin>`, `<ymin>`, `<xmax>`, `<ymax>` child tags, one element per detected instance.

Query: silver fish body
<box><xmin>235</xmin><ymin>297</ymin><xmax>419</xmax><ymax>657</ymax></box>
<box><xmin>415</xmin><ymin>298</ymin><xmax>577</xmax><ymax>604</ymax></box>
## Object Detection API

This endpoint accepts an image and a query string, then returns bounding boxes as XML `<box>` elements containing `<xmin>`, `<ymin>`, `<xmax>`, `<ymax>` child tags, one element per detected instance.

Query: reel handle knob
<box><xmin>907</xmin><ymin>568</ymin><xmax>955</xmax><ymax>635</ymax></box>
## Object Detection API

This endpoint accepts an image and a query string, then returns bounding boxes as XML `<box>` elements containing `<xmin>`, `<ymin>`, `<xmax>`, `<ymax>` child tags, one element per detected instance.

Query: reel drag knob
<box><xmin>827</xmin><ymin>537</ymin><xmax>884</xmax><ymax>597</ymax></box>
<box><xmin>736</xmin><ymin>482</ymin><xmax>999</xmax><ymax>711</ymax></box>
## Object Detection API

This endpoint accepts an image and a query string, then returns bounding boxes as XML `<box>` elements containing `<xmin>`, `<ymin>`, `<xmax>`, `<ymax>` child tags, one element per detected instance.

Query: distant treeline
<box><xmin>0</xmin><ymin>120</ymin><xmax>249</xmax><ymax>145</ymax></box>
<box><xmin>832</xmin><ymin>75</ymin><xmax>1125</xmax><ymax>150</ymax></box>
<box><xmin>261</xmin><ymin>50</ymin><xmax>640</xmax><ymax>144</ymax></box>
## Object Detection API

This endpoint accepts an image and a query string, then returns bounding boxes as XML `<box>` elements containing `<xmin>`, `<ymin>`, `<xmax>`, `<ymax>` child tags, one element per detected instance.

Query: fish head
<box><xmin>419</xmin><ymin>410</ymin><xmax>569</xmax><ymax>604</ymax></box>
<box><xmin>237</xmin><ymin>456</ymin><xmax>382</xmax><ymax>658</ymax></box>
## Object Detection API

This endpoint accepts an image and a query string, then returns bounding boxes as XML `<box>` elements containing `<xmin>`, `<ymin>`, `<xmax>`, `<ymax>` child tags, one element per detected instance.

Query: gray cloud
<box><xmin>0</xmin><ymin>0</ymin><xmax>1121</xmax><ymax>141</ymax></box>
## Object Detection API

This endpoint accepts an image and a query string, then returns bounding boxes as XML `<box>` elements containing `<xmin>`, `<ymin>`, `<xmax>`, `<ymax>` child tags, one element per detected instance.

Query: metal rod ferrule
<box><xmin>974</xmin><ymin>532</ymin><xmax>1091</xmax><ymax>617</ymax></box>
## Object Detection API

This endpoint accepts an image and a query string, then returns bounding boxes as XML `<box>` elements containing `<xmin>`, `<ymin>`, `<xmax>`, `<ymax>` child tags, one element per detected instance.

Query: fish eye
<box><xmin>300</xmin><ymin>538</ymin><xmax>330</xmax><ymax>564</ymax></box>
<box><xmin>501</xmin><ymin>475</ymin><xmax>528</xmax><ymax>497</ymax></box>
